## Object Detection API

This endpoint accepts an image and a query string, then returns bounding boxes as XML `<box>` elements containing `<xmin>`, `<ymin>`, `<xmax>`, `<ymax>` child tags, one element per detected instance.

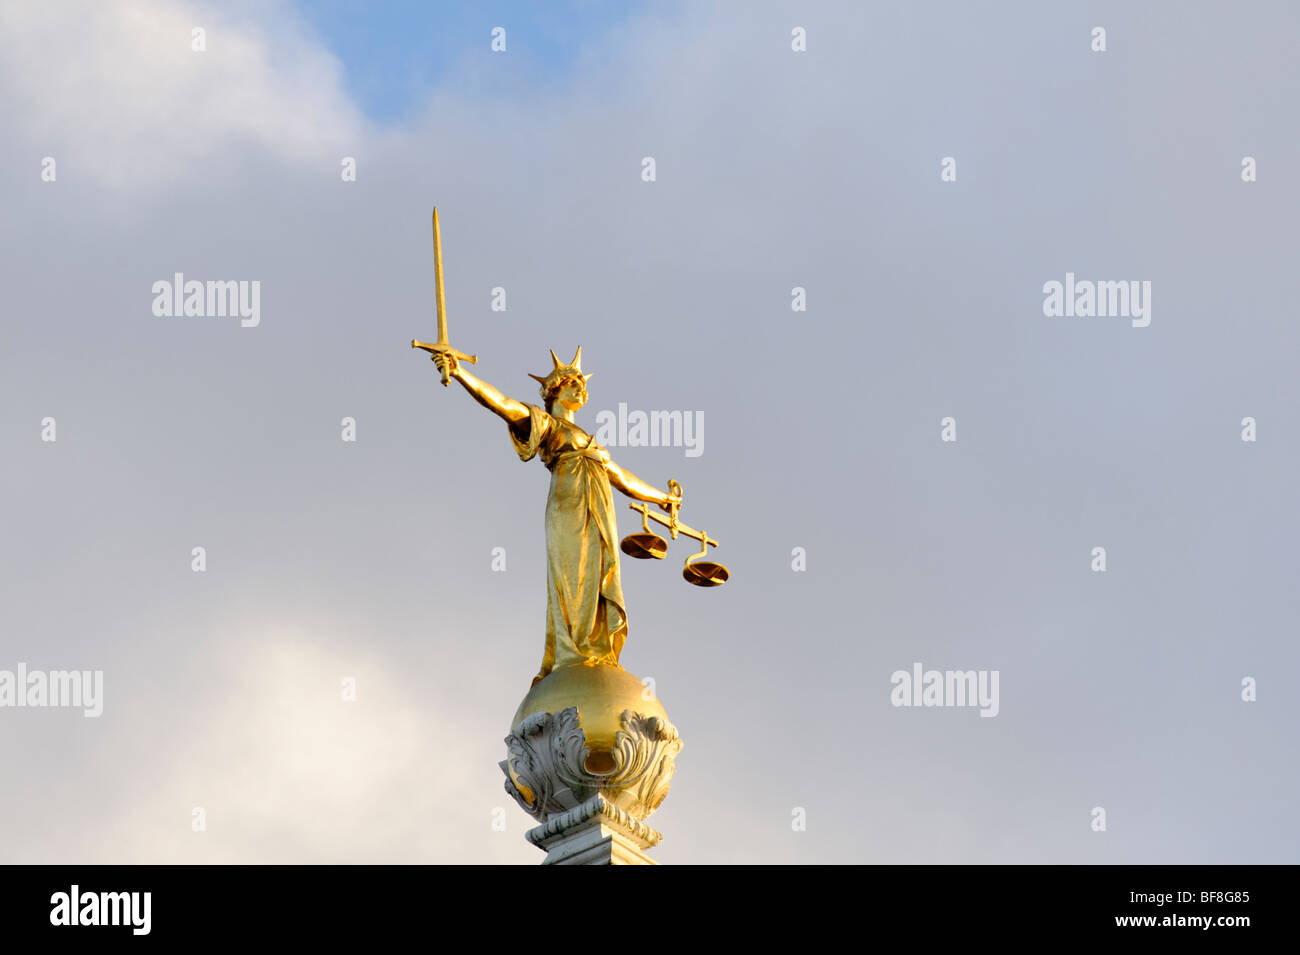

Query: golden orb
<box><xmin>510</xmin><ymin>664</ymin><xmax>667</xmax><ymax>773</ymax></box>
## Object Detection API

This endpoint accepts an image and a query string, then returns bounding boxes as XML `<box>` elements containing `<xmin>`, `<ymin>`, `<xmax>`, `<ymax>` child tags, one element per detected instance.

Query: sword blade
<box><xmin>433</xmin><ymin>208</ymin><xmax>448</xmax><ymax>346</ymax></box>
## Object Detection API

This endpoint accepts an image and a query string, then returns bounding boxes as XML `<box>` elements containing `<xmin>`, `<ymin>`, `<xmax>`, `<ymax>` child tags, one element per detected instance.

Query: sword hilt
<box><xmin>411</xmin><ymin>339</ymin><xmax>478</xmax><ymax>386</ymax></box>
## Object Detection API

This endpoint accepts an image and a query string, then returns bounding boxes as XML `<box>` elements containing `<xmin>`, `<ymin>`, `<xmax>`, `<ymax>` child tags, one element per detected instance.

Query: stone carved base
<box><xmin>501</xmin><ymin>706</ymin><xmax>681</xmax><ymax>823</ymax></box>
<box><xmin>500</xmin><ymin>666</ymin><xmax>683</xmax><ymax>865</ymax></box>
<box><xmin>527</xmin><ymin>794</ymin><xmax>662</xmax><ymax>865</ymax></box>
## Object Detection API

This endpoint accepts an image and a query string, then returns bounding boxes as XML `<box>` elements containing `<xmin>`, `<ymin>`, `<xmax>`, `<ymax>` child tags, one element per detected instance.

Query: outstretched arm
<box><xmin>606</xmin><ymin>459</ymin><xmax>681</xmax><ymax>512</ymax></box>
<box><xmin>432</xmin><ymin>353</ymin><xmax>530</xmax><ymax>435</ymax></box>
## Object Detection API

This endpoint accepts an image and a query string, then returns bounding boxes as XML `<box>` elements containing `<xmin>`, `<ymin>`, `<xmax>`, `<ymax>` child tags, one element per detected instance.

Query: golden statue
<box><xmin>413</xmin><ymin>210</ymin><xmax>725</xmax><ymax>689</ymax></box>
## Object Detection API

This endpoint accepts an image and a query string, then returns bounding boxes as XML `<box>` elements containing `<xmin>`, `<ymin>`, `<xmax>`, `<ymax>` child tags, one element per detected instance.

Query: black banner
<box><xmin>0</xmin><ymin>864</ymin><xmax>1283</xmax><ymax>941</ymax></box>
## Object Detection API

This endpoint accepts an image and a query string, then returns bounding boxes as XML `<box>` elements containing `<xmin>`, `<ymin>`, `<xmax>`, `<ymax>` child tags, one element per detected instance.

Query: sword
<box><xmin>411</xmin><ymin>207</ymin><xmax>478</xmax><ymax>385</ymax></box>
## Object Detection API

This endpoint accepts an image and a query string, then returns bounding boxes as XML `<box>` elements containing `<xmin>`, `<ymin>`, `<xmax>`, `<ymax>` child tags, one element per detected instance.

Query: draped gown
<box><xmin>509</xmin><ymin>403</ymin><xmax>627</xmax><ymax>686</ymax></box>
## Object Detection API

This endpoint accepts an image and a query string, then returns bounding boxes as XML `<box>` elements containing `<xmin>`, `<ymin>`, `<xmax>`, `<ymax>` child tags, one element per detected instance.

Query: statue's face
<box><xmin>555</xmin><ymin>377</ymin><xmax>587</xmax><ymax>411</ymax></box>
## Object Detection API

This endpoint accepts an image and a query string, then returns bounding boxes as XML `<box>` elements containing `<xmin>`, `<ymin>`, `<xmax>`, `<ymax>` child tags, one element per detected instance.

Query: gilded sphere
<box><xmin>511</xmin><ymin>664</ymin><xmax>668</xmax><ymax>765</ymax></box>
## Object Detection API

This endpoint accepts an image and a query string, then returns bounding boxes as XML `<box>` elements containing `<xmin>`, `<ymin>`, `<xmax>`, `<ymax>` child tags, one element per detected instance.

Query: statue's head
<box><xmin>530</xmin><ymin>347</ymin><xmax>592</xmax><ymax>413</ymax></box>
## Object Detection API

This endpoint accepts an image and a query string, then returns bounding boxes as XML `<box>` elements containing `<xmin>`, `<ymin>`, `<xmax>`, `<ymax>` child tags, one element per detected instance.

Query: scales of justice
<box><xmin>411</xmin><ymin>209</ymin><xmax>727</xmax><ymax>864</ymax></box>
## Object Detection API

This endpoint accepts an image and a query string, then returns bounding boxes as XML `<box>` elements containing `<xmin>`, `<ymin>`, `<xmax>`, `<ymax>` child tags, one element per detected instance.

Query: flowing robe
<box><xmin>509</xmin><ymin>404</ymin><xmax>627</xmax><ymax>686</ymax></box>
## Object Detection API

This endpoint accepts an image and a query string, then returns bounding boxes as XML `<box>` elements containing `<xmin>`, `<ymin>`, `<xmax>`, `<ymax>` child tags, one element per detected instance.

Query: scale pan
<box><xmin>683</xmin><ymin>561</ymin><xmax>729</xmax><ymax>587</ymax></box>
<box><xmin>621</xmin><ymin>533</ymin><xmax>668</xmax><ymax>560</ymax></box>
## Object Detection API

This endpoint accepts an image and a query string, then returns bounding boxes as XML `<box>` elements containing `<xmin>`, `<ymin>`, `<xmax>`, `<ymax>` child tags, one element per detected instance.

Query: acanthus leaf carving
<box><xmin>501</xmin><ymin>706</ymin><xmax>683</xmax><ymax>823</ymax></box>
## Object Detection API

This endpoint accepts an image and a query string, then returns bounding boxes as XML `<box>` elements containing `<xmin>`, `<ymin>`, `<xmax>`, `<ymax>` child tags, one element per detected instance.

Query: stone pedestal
<box><xmin>500</xmin><ymin>664</ymin><xmax>682</xmax><ymax>865</ymax></box>
<box><xmin>526</xmin><ymin>794</ymin><xmax>662</xmax><ymax>865</ymax></box>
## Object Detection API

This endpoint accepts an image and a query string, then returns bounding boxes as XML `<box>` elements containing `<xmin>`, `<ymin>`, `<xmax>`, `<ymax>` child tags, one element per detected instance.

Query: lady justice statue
<box><xmin>429</xmin><ymin>344</ymin><xmax>680</xmax><ymax>687</ymax></box>
<box><xmin>412</xmin><ymin>210</ymin><xmax>724</xmax><ymax>862</ymax></box>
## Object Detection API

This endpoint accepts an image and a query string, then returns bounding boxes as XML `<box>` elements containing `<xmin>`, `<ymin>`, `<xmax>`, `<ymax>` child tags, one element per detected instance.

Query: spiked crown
<box><xmin>528</xmin><ymin>347</ymin><xmax>593</xmax><ymax>402</ymax></box>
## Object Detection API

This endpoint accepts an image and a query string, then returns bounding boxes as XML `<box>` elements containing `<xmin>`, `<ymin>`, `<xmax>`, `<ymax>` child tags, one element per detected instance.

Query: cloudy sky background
<box><xmin>1</xmin><ymin>0</ymin><xmax>1297</xmax><ymax>864</ymax></box>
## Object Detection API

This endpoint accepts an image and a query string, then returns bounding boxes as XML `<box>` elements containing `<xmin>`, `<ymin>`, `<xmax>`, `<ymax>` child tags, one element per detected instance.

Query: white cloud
<box><xmin>83</xmin><ymin>632</ymin><xmax>534</xmax><ymax>864</ymax></box>
<box><xmin>0</xmin><ymin>0</ymin><xmax>363</xmax><ymax>188</ymax></box>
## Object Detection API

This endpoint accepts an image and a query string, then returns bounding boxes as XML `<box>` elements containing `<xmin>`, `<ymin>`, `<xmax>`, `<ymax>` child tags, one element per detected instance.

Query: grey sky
<box><xmin>1</xmin><ymin>0</ymin><xmax>1296</xmax><ymax>863</ymax></box>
